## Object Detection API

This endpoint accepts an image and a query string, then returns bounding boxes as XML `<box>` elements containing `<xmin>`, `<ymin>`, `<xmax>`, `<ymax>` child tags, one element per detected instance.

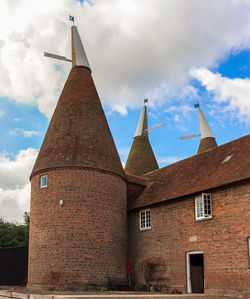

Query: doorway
<box><xmin>186</xmin><ymin>251</ymin><xmax>204</xmax><ymax>293</ymax></box>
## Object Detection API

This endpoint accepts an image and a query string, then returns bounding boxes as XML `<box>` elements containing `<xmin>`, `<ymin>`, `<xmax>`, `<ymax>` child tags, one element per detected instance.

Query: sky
<box><xmin>0</xmin><ymin>0</ymin><xmax>250</xmax><ymax>222</ymax></box>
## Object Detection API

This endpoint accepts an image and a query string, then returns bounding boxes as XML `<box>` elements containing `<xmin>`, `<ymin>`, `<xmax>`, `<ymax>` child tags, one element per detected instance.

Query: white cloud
<box><xmin>174</xmin><ymin>114</ymin><xmax>181</xmax><ymax>123</ymax></box>
<box><xmin>0</xmin><ymin>109</ymin><xmax>5</xmax><ymax>117</ymax></box>
<box><xmin>164</xmin><ymin>104</ymin><xmax>196</xmax><ymax>131</ymax></box>
<box><xmin>0</xmin><ymin>0</ymin><xmax>250</xmax><ymax>117</ymax></box>
<box><xmin>158</xmin><ymin>155</ymin><xmax>185</xmax><ymax>165</ymax></box>
<box><xmin>0</xmin><ymin>184</ymin><xmax>30</xmax><ymax>223</ymax></box>
<box><xmin>0</xmin><ymin>0</ymin><xmax>73</xmax><ymax>117</ymax></box>
<box><xmin>191</xmin><ymin>68</ymin><xmax>250</xmax><ymax>124</ymax></box>
<box><xmin>8</xmin><ymin>128</ymin><xmax>40</xmax><ymax>137</ymax></box>
<box><xmin>22</xmin><ymin>130</ymin><xmax>40</xmax><ymax>137</ymax></box>
<box><xmin>0</xmin><ymin>148</ymin><xmax>38</xmax><ymax>189</ymax></box>
<box><xmin>0</xmin><ymin>148</ymin><xmax>38</xmax><ymax>222</ymax></box>
<box><xmin>164</xmin><ymin>104</ymin><xmax>193</xmax><ymax>117</ymax></box>
<box><xmin>111</xmin><ymin>104</ymin><xmax>128</xmax><ymax>116</ymax></box>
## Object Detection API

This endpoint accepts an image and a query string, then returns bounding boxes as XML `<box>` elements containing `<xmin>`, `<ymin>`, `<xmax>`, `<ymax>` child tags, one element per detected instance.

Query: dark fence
<box><xmin>0</xmin><ymin>246</ymin><xmax>28</xmax><ymax>285</ymax></box>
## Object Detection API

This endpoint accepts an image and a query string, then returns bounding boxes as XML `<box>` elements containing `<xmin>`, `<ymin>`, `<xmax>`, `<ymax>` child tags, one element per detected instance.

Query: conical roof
<box><xmin>31</xmin><ymin>27</ymin><xmax>124</xmax><ymax>179</ymax></box>
<box><xmin>125</xmin><ymin>106</ymin><xmax>158</xmax><ymax>176</ymax></box>
<box><xmin>197</xmin><ymin>109</ymin><xmax>217</xmax><ymax>154</ymax></box>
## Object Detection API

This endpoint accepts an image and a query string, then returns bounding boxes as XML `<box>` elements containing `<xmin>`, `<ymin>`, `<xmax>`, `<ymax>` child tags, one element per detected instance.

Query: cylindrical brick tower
<box><xmin>27</xmin><ymin>26</ymin><xmax>127</xmax><ymax>290</ymax></box>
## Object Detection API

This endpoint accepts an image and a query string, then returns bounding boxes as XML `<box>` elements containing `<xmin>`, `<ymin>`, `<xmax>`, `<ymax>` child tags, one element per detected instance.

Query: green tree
<box><xmin>23</xmin><ymin>211</ymin><xmax>30</xmax><ymax>226</ymax></box>
<box><xmin>0</xmin><ymin>212</ymin><xmax>30</xmax><ymax>248</ymax></box>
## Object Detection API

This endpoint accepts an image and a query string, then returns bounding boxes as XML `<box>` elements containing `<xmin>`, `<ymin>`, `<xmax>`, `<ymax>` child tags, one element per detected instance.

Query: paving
<box><xmin>0</xmin><ymin>290</ymin><xmax>229</xmax><ymax>299</ymax></box>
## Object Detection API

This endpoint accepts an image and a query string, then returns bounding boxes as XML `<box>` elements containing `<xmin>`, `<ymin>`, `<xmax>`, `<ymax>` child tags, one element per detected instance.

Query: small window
<box><xmin>140</xmin><ymin>209</ymin><xmax>151</xmax><ymax>230</ymax></box>
<box><xmin>195</xmin><ymin>193</ymin><xmax>212</xmax><ymax>220</ymax></box>
<box><xmin>40</xmin><ymin>175</ymin><xmax>47</xmax><ymax>188</ymax></box>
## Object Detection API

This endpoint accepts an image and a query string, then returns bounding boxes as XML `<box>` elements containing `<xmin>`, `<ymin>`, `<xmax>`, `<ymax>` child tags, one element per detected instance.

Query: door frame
<box><xmin>186</xmin><ymin>251</ymin><xmax>204</xmax><ymax>293</ymax></box>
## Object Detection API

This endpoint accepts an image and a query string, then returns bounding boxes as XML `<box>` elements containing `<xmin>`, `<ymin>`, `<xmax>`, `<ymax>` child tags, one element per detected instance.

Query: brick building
<box><xmin>27</xmin><ymin>25</ymin><xmax>250</xmax><ymax>297</ymax></box>
<box><xmin>127</xmin><ymin>133</ymin><xmax>249</xmax><ymax>297</ymax></box>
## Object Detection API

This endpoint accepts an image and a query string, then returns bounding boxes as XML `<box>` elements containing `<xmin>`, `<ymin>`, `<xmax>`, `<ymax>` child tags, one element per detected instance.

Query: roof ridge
<box><xmin>129</xmin><ymin>133</ymin><xmax>250</xmax><ymax>210</ymax></box>
<box><xmin>144</xmin><ymin>134</ymin><xmax>250</xmax><ymax>177</ymax></box>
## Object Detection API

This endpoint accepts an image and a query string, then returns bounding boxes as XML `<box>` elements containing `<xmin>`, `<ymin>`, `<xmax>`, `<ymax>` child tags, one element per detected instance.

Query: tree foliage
<box><xmin>0</xmin><ymin>212</ymin><xmax>29</xmax><ymax>248</ymax></box>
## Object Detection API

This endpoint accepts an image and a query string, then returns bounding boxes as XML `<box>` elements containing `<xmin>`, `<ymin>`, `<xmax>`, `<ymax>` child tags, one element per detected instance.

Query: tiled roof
<box><xmin>126</xmin><ymin>174</ymin><xmax>150</xmax><ymax>207</ymax></box>
<box><xmin>128</xmin><ymin>134</ymin><xmax>250</xmax><ymax>210</ymax></box>
<box><xmin>31</xmin><ymin>67</ymin><xmax>124</xmax><ymax>178</ymax></box>
<box><xmin>126</xmin><ymin>173</ymin><xmax>150</xmax><ymax>186</ymax></box>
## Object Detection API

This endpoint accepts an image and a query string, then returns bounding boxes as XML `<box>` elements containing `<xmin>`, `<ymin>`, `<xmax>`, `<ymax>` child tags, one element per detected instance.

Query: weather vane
<box><xmin>180</xmin><ymin>102</ymin><xmax>202</xmax><ymax>140</ymax></box>
<box><xmin>194</xmin><ymin>102</ymin><xmax>200</xmax><ymax>110</ymax></box>
<box><xmin>69</xmin><ymin>15</ymin><xmax>75</xmax><ymax>25</ymax></box>
<box><xmin>43</xmin><ymin>16</ymin><xmax>77</xmax><ymax>63</ymax></box>
<box><xmin>142</xmin><ymin>98</ymin><xmax>164</xmax><ymax>132</ymax></box>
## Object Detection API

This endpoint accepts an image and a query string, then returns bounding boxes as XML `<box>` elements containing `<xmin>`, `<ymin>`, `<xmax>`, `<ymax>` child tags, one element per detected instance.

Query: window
<box><xmin>195</xmin><ymin>193</ymin><xmax>212</xmax><ymax>220</ymax></box>
<box><xmin>140</xmin><ymin>209</ymin><xmax>151</xmax><ymax>230</ymax></box>
<box><xmin>40</xmin><ymin>175</ymin><xmax>47</xmax><ymax>188</ymax></box>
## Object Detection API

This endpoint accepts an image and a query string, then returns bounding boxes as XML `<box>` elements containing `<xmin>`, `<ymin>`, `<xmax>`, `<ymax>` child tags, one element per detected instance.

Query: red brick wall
<box><xmin>128</xmin><ymin>181</ymin><xmax>250</xmax><ymax>297</ymax></box>
<box><xmin>28</xmin><ymin>168</ymin><xmax>127</xmax><ymax>290</ymax></box>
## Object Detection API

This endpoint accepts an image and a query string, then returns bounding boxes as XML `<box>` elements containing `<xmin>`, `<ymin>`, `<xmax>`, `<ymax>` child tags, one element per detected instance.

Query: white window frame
<box><xmin>195</xmin><ymin>193</ymin><xmax>212</xmax><ymax>220</ymax></box>
<box><xmin>248</xmin><ymin>237</ymin><xmax>250</xmax><ymax>265</ymax></box>
<box><xmin>40</xmin><ymin>175</ymin><xmax>48</xmax><ymax>188</ymax></box>
<box><xmin>139</xmin><ymin>209</ymin><xmax>151</xmax><ymax>230</ymax></box>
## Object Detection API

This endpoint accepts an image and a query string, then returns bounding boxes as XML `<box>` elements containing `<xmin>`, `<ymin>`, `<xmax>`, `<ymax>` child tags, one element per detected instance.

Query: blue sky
<box><xmin>0</xmin><ymin>0</ymin><xmax>250</xmax><ymax>222</ymax></box>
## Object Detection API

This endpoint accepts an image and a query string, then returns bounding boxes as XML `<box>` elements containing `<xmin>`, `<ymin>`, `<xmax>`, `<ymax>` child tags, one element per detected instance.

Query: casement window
<box><xmin>195</xmin><ymin>193</ymin><xmax>212</xmax><ymax>220</ymax></box>
<box><xmin>140</xmin><ymin>209</ymin><xmax>151</xmax><ymax>230</ymax></box>
<box><xmin>40</xmin><ymin>175</ymin><xmax>48</xmax><ymax>188</ymax></box>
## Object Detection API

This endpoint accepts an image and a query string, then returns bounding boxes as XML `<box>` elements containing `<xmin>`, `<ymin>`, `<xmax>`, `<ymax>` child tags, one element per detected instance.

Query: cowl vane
<box><xmin>71</xmin><ymin>25</ymin><xmax>91</xmax><ymax>70</ymax></box>
<box><xmin>125</xmin><ymin>102</ymin><xmax>159</xmax><ymax>176</ymax></box>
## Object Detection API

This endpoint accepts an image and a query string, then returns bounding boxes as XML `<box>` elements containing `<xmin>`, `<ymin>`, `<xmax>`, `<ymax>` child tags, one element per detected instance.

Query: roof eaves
<box><xmin>128</xmin><ymin>177</ymin><xmax>250</xmax><ymax>211</ymax></box>
<box><xmin>144</xmin><ymin>134</ymin><xmax>250</xmax><ymax>180</ymax></box>
<box><xmin>126</xmin><ymin>173</ymin><xmax>151</xmax><ymax>186</ymax></box>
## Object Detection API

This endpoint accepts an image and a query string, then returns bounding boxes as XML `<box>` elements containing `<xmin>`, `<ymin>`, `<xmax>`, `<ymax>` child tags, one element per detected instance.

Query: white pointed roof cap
<box><xmin>71</xmin><ymin>26</ymin><xmax>91</xmax><ymax>70</ymax></box>
<box><xmin>134</xmin><ymin>106</ymin><xmax>148</xmax><ymax>137</ymax></box>
<box><xmin>198</xmin><ymin>109</ymin><xmax>214</xmax><ymax>139</ymax></box>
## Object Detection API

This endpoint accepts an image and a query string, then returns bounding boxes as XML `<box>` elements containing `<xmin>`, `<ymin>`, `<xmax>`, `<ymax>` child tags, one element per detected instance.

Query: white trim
<box><xmin>195</xmin><ymin>194</ymin><xmax>202</xmax><ymax>220</ymax></box>
<box><xmin>40</xmin><ymin>175</ymin><xmax>47</xmax><ymax>188</ymax></box>
<box><xmin>248</xmin><ymin>237</ymin><xmax>250</xmax><ymax>264</ymax></box>
<box><xmin>195</xmin><ymin>193</ymin><xmax>212</xmax><ymax>220</ymax></box>
<box><xmin>186</xmin><ymin>251</ymin><xmax>204</xmax><ymax>293</ymax></box>
<box><xmin>139</xmin><ymin>209</ymin><xmax>151</xmax><ymax>231</ymax></box>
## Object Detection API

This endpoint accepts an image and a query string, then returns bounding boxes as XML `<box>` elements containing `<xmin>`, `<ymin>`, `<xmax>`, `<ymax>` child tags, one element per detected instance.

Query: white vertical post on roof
<box><xmin>71</xmin><ymin>25</ymin><xmax>91</xmax><ymax>70</ymax></box>
<box><xmin>198</xmin><ymin>109</ymin><xmax>215</xmax><ymax>139</ymax></box>
<box><xmin>134</xmin><ymin>105</ymin><xmax>148</xmax><ymax>137</ymax></box>
<box><xmin>134</xmin><ymin>100</ymin><xmax>163</xmax><ymax>137</ymax></box>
